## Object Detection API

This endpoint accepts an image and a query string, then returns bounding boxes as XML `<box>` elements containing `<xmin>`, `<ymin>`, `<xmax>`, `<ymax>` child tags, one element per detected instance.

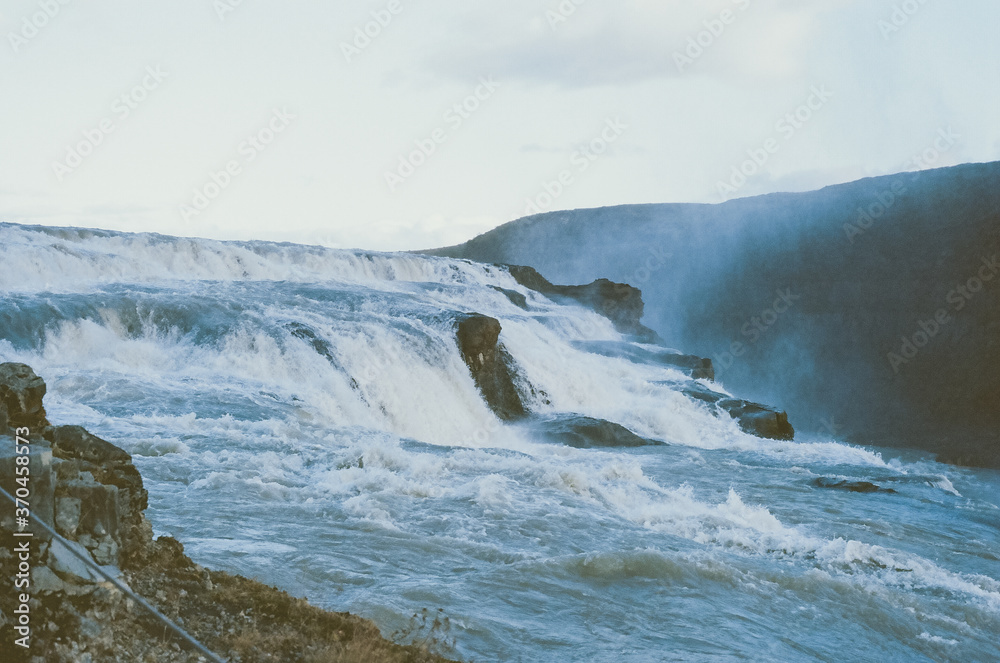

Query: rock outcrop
<box><xmin>506</xmin><ymin>265</ymin><xmax>660</xmax><ymax>342</ymax></box>
<box><xmin>0</xmin><ymin>364</ymin><xmax>457</xmax><ymax>663</ymax></box>
<box><xmin>0</xmin><ymin>362</ymin><xmax>49</xmax><ymax>431</ymax></box>
<box><xmin>455</xmin><ymin>315</ymin><xmax>527</xmax><ymax>421</ymax></box>
<box><xmin>681</xmin><ymin>381</ymin><xmax>795</xmax><ymax>441</ymax></box>
<box><xmin>531</xmin><ymin>415</ymin><xmax>663</xmax><ymax>449</ymax></box>
<box><xmin>717</xmin><ymin>399</ymin><xmax>795</xmax><ymax>441</ymax></box>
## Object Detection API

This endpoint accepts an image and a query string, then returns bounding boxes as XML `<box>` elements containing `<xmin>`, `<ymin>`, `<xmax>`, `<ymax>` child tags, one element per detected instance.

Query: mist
<box><xmin>427</xmin><ymin>161</ymin><xmax>1000</xmax><ymax>467</ymax></box>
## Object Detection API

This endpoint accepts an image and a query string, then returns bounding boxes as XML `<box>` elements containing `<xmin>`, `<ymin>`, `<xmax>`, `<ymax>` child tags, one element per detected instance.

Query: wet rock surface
<box><xmin>530</xmin><ymin>415</ymin><xmax>664</xmax><ymax>449</ymax></box>
<box><xmin>678</xmin><ymin>381</ymin><xmax>795</xmax><ymax>441</ymax></box>
<box><xmin>455</xmin><ymin>314</ymin><xmax>527</xmax><ymax>421</ymax></box>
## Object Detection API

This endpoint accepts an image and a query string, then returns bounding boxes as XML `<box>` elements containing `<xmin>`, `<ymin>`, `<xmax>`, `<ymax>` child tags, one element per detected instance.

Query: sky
<box><xmin>1</xmin><ymin>0</ymin><xmax>998</xmax><ymax>251</ymax></box>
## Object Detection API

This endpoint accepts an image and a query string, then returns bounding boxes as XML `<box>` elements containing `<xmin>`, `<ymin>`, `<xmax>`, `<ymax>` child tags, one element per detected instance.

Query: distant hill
<box><xmin>425</xmin><ymin>162</ymin><xmax>1000</xmax><ymax>467</ymax></box>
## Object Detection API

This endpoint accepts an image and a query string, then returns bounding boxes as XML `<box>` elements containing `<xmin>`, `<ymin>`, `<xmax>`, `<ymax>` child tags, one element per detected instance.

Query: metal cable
<box><xmin>0</xmin><ymin>484</ymin><xmax>227</xmax><ymax>663</ymax></box>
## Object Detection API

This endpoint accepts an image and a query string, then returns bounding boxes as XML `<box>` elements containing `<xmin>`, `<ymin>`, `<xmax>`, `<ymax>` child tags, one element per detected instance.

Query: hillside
<box><xmin>426</xmin><ymin>162</ymin><xmax>1000</xmax><ymax>467</ymax></box>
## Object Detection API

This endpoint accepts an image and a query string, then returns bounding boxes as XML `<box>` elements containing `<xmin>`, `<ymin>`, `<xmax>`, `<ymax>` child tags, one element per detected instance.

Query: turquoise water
<box><xmin>2</xmin><ymin>223</ymin><xmax>998</xmax><ymax>662</ymax></box>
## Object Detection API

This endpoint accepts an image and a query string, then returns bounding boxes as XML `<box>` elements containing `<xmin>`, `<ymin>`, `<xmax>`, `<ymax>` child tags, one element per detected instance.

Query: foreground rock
<box><xmin>0</xmin><ymin>363</ymin><xmax>457</xmax><ymax>663</ymax></box>
<box><xmin>455</xmin><ymin>314</ymin><xmax>527</xmax><ymax>421</ymax></box>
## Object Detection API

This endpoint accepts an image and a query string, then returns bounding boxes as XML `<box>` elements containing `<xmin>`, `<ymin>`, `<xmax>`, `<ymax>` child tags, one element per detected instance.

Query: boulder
<box><xmin>716</xmin><ymin>399</ymin><xmax>795</xmax><ymax>441</ymax></box>
<box><xmin>678</xmin><ymin>383</ymin><xmax>795</xmax><ymax>441</ymax></box>
<box><xmin>45</xmin><ymin>429</ymin><xmax>148</xmax><ymax>566</ymax></box>
<box><xmin>455</xmin><ymin>314</ymin><xmax>527</xmax><ymax>421</ymax></box>
<box><xmin>531</xmin><ymin>414</ymin><xmax>663</xmax><ymax>449</ymax></box>
<box><xmin>0</xmin><ymin>362</ymin><xmax>50</xmax><ymax>431</ymax></box>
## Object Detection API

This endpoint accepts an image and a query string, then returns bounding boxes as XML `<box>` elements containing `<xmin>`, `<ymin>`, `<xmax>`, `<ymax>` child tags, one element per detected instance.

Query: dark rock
<box><xmin>61</xmin><ymin>480</ymin><xmax>120</xmax><ymax>541</ymax></box>
<box><xmin>45</xmin><ymin>425</ymin><xmax>149</xmax><ymax>565</ymax></box>
<box><xmin>505</xmin><ymin>264</ymin><xmax>553</xmax><ymax>293</ymax></box>
<box><xmin>506</xmin><ymin>266</ymin><xmax>660</xmax><ymax>342</ymax></box>
<box><xmin>455</xmin><ymin>314</ymin><xmax>527</xmax><ymax>421</ymax></box>
<box><xmin>677</xmin><ymin>383</ymin><xmax>795</xmax><ymax>440</ymax></box>
<box><xmin>50</xmin><ymin>425</ymin><xmax>131</xmax><ymax>465</ymax></box>
<box><xmin>717</xmin><ymin>399</ymin><xmax>795</xmax><ymax>440</ymax></box>
<box><xmin>680</xmin><ymin>382</ymin><xmax>725</xmax><ymax>404</ymax></box>
<box><xmin>287</xmin><ymin>322</ymin><xmax>336</xmax><ymax>361</ymax></box>
<box><xmin>0</xmin><ymin>362</ymin><xmax>50</xmax><ymax>431</ymax></box>
<box><xmin>490</xmin><ymin>285</ymin><xmax>529</xmax><ymax>310</ymax></box>
<box><xmin>812</xmin><ymin>477</ymin><xmax>896</xmax><ymax>494</ymax></box>
<box><xmin>532</xmin><ymin>414</ymin><xmax>663</xmax><ymax>448</ymax></box>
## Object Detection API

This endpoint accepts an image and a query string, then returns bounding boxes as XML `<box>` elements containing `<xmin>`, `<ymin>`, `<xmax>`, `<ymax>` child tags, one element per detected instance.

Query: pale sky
<box><xmin>1</xmin><ymin>0</ymin><xmax>998</xmax><ymax>251</ymax></box>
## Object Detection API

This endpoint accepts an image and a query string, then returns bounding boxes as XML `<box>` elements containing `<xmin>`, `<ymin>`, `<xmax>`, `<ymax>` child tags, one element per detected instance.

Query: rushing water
<box><xmin>2</xmin><ymin>222</ymin><xmax>998</xmax><ymax>662</ymax></box>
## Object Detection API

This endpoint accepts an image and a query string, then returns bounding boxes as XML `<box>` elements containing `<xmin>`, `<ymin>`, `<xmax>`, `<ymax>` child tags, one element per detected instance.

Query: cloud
<box><xmin>417</xmin><ymin>0</ymin><xmax>841</xmax><ymax>88</ymax></box>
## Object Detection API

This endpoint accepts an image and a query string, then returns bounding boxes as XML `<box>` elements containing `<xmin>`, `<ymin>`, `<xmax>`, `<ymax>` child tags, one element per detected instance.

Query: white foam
<box><xmin>0</xmin><ymin>223</ymin><xmax>519</xmax><ymax>293</ymax></box>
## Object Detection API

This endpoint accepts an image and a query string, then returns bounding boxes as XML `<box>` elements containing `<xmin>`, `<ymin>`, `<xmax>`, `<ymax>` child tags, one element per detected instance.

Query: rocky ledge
<box><xmin>454</xmin><ymin>302</ymin><xmax>793</xmax><ymax>442</ymax></box>
<box><xmin>0</xmin><ymin>363</ymin><xmax>456</xmax><ymax>663</ymax></box>
<box><xmin>505</xmin><ymin>265</ymin><xmax>661</xmax><ymax>343</ymax></box>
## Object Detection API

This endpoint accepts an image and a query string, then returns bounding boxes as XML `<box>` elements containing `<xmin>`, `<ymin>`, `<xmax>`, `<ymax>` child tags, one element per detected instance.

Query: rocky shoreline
<box><xmin>0</xmin><ymin>363</ymin><xmax>457</xmax><ymax>663</ymax></box>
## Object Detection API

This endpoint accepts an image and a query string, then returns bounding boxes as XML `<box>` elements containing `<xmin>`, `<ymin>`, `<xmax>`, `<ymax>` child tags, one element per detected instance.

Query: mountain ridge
<box><xmin>423</xmin><ymin>161</ymin><xmax>1000</xmax><ymax>468</ymax></box>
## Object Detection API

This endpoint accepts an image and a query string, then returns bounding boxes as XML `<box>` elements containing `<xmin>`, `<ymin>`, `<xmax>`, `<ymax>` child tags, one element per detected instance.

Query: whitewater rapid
<box><xmin>1</xmin><ymin>222</ymin><xmax>998</xmax><ymax>662</ymax></box>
